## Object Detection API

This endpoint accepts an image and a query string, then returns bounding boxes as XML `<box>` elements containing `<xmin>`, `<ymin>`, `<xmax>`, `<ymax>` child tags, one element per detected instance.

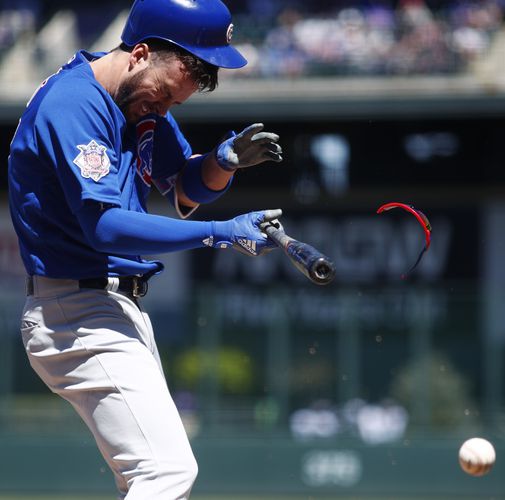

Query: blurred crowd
<box><xmin>231</xmin><ymin>0</ymin><xmax>505</xmax><ymax>77</ymax></box>
<box><xmin>0</xmin><ymin>0</ymin><xmax>503</xmax><ymax>77</ymax></box>
<box><xmin>0</xmin><ymin>0</ymin><xmax>38</xmax><ymax>52</ymax></box>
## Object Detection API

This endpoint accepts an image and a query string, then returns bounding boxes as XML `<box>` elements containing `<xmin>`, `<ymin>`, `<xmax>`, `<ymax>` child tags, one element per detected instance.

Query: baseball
<box><xmin>459</xmin><ymin>438</ymin><xmax>496</xmax><ymax>476</ymax></box>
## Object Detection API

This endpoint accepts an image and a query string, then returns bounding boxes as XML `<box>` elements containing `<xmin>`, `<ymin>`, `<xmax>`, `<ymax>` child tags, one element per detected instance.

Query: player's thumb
<box><xmin>260</xmin><ymin>209</ymin><xmax>283</xmax><ymax>223</ymax></box>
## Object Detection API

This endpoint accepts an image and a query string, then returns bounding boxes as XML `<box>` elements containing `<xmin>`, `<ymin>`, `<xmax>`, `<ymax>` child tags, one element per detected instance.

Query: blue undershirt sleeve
<box><xmin>76</xmin><ymin>202</ymin><xmax>214</xmax><ymax>255</ymax></box>
<box><xmin>180</xmin><ymin>154</ymin><xmax>233</xmax><ymax>204</ymax></box>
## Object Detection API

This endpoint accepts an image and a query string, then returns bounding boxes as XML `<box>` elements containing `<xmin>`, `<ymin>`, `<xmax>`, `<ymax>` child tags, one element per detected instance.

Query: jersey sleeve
<box><xmin>151</xmin><ymin>112</ymin><xmax>198</xmax><ymax>218</ymax></box>
<box><xmin>34</xmin><ymin>80</ymin><xmax>123</xmax><ymax>214</ymax></box>
<box><xmin>151</xmin><ymin>112</ymin><xmax>192</xmax><ymax>195</ymax></box>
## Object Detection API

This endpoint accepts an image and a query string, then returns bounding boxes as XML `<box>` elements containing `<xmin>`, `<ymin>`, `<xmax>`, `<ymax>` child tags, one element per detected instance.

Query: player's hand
<box><xmin>211</xmin><ymin>209</ymin><xmax>282</xmax><ymax>256</ymax></box>
<box><xmin>214</xmin><ymin>123</ymin><xmax>283</xmax><ymax>171</ymax></box>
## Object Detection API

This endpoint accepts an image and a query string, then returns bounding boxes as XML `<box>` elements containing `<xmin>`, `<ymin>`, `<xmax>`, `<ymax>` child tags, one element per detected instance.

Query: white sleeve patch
<box><xmin>73</xmin><ymin>140</ymin><xmax>111</xmax><ymax>182</ymax></box>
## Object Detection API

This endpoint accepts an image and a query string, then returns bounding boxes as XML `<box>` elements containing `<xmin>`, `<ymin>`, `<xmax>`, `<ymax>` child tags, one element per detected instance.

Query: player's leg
<box><xmin>21</xmin><ymin>285</ymin><xmax>197</xmax><ymax>500</ymax></box>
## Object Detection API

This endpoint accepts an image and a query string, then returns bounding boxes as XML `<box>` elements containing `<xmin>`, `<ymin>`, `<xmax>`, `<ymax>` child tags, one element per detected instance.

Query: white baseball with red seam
<box><xmin>458</xmin><ymin>438</ymin><xmax>496</xmax><ymax>476</ymax></box>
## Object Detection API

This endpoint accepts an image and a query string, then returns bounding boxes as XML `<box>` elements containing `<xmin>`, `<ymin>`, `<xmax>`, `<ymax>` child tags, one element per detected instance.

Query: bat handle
<box><xmin>263</xmin><ymin>223</ymin><xmax>292</xmax><ymax>248</ymax></box>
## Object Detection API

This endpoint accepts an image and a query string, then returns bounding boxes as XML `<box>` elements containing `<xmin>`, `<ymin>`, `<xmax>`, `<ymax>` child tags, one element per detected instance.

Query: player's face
<box><xmin>115</xmin><ymin>58</ymin><xmax>198</xmax><ymax>124</ymax></box>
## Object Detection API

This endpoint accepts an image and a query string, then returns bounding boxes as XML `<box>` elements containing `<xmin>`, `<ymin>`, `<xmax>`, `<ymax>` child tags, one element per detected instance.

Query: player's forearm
<box><xmin>77</xmin><ymin>204</ymin><xmax>279</xmax><ymax>257</ymax></box>
<box><xmin>201</xmin><ymin>152</ymin><xmax>234</xmax><ymax>190</ymax></box>
<box><xmin>77</xmin><ymin>204</ymin><xmax>213</xmax><ymax>255</ymax></box>
<box><xmin>175</xmin><ymin>153</ymin><xmax>233</xmax><ymax>208</ymax></box>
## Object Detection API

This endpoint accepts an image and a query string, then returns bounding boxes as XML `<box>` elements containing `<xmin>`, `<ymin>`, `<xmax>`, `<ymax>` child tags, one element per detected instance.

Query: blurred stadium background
<box><xmin>0</xmin><ymin>0</ymin><xmax>504</xmax><ymax>498</ymax></box>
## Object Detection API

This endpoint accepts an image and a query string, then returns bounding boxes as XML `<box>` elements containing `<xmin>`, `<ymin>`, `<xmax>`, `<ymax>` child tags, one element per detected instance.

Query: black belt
<box><xmin>80</xmin><ymin>276</ymin><xmax>148</xmax><ymax>297</ymax></box>
<box><xmin>26</xmin><ymin>276</ymin><xmax>148</xmax><ymax>298</ymax></box>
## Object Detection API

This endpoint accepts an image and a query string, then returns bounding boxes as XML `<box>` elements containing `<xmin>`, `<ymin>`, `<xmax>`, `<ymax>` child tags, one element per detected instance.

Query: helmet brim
<box><xmin>176</xmin><ymin>42</ymin><xmax>247</xmax><ymax>69</ymax></box>
<box><xmin>121</xmin><ymin>31</ymin><xmax>248</xmax><ymax>69</ymax></box>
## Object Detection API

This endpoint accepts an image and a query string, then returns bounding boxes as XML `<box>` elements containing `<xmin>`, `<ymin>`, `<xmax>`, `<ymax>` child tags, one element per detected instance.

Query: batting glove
<box><xmin>211</xmin><ymin>209</ymin><xmax>283</xmax><ymax>256</ymax></box>
<box><xmin>215</xmin><ymin>123</ymin><xmax>283</xmax><ymax>171</ymax></box>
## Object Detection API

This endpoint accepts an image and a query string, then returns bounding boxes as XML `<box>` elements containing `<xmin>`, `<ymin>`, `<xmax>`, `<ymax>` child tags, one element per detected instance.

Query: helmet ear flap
<box><xmin>121</xmin><ymin>0</ymin><xmax>247</xmax><ymax>69</ymax></box>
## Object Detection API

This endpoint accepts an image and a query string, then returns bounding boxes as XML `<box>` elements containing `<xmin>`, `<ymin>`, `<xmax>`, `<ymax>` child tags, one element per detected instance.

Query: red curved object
<box><xmin>376</xmin><ymin>202</ymin><xmax>432</xmax><ymax>277</ymax></box>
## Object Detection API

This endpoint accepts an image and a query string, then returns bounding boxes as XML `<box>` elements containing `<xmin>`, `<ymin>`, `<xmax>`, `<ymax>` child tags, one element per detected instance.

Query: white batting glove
<box><xmin>215</xmin><ymin>123</ymin><xmax>283</xmax><ymax>171</ymax></box>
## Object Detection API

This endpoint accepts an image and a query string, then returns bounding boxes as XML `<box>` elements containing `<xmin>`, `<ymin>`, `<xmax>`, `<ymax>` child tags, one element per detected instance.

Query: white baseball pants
<box><xmin>20</xmin><ymin>276</ymin><xmax>198</xmax><ymax>500</ymax></box>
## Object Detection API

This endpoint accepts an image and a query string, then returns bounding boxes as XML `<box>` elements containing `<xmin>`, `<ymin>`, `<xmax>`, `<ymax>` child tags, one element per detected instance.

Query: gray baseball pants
<box><xmin>20</xmin><ymin>276</ymin><xmax>198</xmax><ymax>499</ymax></box>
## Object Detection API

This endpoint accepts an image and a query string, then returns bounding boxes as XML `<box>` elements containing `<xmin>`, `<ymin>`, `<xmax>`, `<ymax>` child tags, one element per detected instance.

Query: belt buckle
<box><xmin>132</xmin><ymin>277</ymin><xmax>148</xmax><ymax>298</ymax></box>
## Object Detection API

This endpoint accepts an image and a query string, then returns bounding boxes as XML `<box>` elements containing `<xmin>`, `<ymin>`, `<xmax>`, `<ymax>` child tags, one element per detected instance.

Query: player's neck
<box><xmin>90</xmin><ymin>51</ymin><xmax>128</xmax><ymax>98</ymax></box>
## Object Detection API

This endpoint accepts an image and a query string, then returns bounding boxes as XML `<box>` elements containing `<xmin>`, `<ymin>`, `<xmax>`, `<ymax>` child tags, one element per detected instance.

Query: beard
<box><xmin>113</xmin><ymin>69</ymin><xmax>148</xmax><ymax>123</ymax></box>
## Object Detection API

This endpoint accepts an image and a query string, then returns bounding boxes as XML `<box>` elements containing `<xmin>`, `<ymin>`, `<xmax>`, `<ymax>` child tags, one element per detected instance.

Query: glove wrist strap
<box><xmin>215</xmin><ymin>132</ymin><xmax>238</xmax><ymax>171</ymax></box>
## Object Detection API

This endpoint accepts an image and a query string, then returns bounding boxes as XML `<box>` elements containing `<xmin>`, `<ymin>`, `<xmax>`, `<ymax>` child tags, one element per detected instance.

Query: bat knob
<box><xmin>309</xmin><ymin>257</ymin><xmax>336</xmax><ymax>285</ymax></box>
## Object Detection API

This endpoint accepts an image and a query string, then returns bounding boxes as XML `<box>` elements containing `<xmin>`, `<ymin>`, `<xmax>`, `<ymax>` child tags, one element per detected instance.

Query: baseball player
<box><xmin>8</xmin><ymin>0</ymin><xmax>282</xmax><ymax>499</ymax></box>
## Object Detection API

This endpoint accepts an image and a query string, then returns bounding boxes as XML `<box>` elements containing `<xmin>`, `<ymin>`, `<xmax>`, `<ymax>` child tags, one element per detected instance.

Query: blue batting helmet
<box><xmin>121</xmin><ymin>0</ymin><xmax>247</xmax><ymax>69</ymax></box>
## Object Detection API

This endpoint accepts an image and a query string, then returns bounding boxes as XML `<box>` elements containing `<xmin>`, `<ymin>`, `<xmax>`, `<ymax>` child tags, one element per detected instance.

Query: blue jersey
<box><xmin>8</xmin><ymin>51</ymin><xmax>192</xmax><ymax>279</ymax></box>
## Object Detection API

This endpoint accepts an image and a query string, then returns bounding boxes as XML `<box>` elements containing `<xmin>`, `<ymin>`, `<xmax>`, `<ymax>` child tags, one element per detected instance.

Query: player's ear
<box><xmin>128</xmin><ymin>43</ymin><xmax>149</xmax><ymax>70</ymax></box>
